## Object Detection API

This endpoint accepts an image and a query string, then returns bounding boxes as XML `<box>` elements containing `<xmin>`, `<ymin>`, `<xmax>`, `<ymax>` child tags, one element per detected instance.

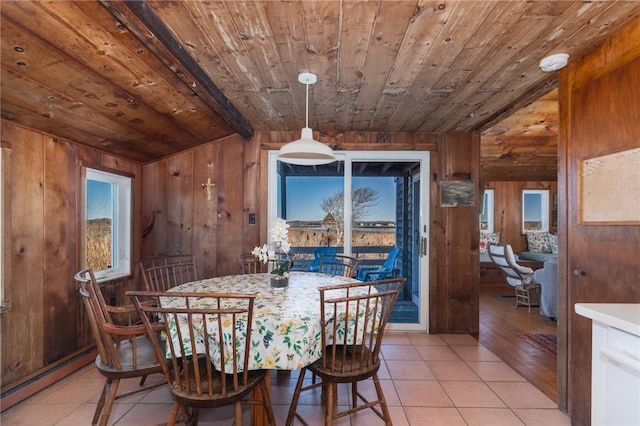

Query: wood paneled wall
<box><xmin>0</xmin><ymin>122</ymin><xmax>143</xmax><ymax>387</ymax></box>
<box><xmin>429</xmin><ymin>133</ymin><xmax>481</xmax><ymax>334</ymax></box>
<box><xmin>558</xmin><ymin>18</ymin><xmax>640</xmax><ymax>421</ymax></box>
<box><xmin>485</xmin><ymin>181</ymin><xmax>558</xmax><ymax>253</ymax></box>
<box><xmin>142</xmin><ymin>130</ymin><xmax>480</xmax><ymax>335</ymax></box>
<box><xmin>1</xmin><ymin>124</ymin><xmax>478</xmax><ymax>389</ymax></box>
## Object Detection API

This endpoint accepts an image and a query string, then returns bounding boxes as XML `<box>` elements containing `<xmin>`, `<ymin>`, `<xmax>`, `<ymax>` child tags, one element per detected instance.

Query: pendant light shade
<box><xmin>277</xmin><ymin>73</ymin><xmax>336</xmax><ymax>165</ymax></box>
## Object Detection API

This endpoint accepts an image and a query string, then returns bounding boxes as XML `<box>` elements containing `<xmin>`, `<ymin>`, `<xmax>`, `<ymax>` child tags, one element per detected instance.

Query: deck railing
<box><xmin>288</xmin><ymin>245</ymin><xmax>395</xmax><ymax>271</ymax></box>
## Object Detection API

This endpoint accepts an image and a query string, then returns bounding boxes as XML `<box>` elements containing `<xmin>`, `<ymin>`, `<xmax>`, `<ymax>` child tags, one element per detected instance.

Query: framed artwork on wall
<box><xmin>440</xmin><ymin>180</ymin><xmax>475</xmax><ymax>207</ymax></box>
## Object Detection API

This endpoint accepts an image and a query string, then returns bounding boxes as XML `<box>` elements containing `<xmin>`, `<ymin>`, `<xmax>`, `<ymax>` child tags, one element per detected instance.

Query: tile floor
<box><xmin>1</xmin><ymin>333</ymin><xmax>571</xmax><ymax>425</ymax></box>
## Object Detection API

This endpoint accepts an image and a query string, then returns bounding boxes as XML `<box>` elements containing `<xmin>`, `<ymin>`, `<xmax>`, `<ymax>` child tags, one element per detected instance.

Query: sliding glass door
<box><xmin>268</xmin><ymin>151</ymin><xmax>429</xmax><ymax>331</ymax></box>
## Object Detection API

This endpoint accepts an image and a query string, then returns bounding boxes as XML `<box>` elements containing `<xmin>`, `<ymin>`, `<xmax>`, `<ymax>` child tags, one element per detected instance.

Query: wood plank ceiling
<box><xmin>2</xmin><ymin>1</ymin><xmax>640</xmax><ymax>180</ymax></box>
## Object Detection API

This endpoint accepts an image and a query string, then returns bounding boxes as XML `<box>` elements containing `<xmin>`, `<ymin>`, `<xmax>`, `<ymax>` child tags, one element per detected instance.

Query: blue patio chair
<box><xmin>356</xmin><ymin>246</ymin><xmax>400</xmax><ymax>281</ymax></box>
<box><xmin>309</xmin><ymin>247</ymin><xmax>337</xmax><ymax>272</ymax></box>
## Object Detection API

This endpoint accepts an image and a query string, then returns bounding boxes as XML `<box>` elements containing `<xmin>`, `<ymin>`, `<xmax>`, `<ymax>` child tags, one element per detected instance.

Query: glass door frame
<box><xmin>267</xmin><ymin>150</ymin><xmax>430</xmax><ymax>331</ymax></box>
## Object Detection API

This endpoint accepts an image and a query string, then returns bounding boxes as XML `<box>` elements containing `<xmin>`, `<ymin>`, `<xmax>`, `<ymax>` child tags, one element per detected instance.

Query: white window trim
<box><xmin>84</xmin><ymin>167</ymin><xmax>132</xmax><ymax>282</ymax></box>
<box><xmin>522</xmin><ymin>189</ymin><xmax>550</xmax><ymax>233</ymax></box>
<box><xmin>480</xmin><ymin>189</ymin><xmax>494</xmax><ymax>233</ymax></box>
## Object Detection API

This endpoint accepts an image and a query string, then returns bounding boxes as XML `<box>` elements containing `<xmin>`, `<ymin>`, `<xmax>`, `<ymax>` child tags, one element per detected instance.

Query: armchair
<box><xmin>488</xmin><ymin>243</ymin><xmax>541</xmax><ymax>313</ymax></box>
<box><xmin>356</xmin><ymin>246</ymin><xmax>400</xmax><ymax>282</ymax></box>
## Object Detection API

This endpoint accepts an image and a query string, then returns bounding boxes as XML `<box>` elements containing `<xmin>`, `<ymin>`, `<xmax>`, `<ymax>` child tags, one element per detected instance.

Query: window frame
<box><xmin>82</xmin><ymin>166</ymin><xmax>133</xmax><ymax>282</ymax></box>
<box><xmin>480</xmin><ymin>189</ymin><xmax>494</xmax><ymax>233</ymax></box>
<box><xmin>522</xmin><ymin>189</ymin><xmax>550</xmax><ymax>233</ymax></box>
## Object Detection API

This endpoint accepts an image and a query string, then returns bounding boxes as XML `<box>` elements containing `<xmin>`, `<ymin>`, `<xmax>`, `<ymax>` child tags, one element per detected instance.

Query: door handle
<box><xmin>574</xmin><ymin>268</ymin><xmax>585</xmax><ymax>277</ymax></box>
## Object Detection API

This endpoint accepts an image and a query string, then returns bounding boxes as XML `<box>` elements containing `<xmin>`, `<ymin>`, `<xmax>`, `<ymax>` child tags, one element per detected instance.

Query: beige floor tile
<box><xmin>0</xmin><ymin>402</ymin><xmax>82</xmax><ymax>426</ymax></box>
<box><xmin>403</xmin><ymin>407</ymin><xmax>467</xmax><ymax>425</ymax></box>
<box><xmin>382</xmin><ymin>332</ymin><xmax>413</xmax><ymax>345</ymax></box>
<box><xmin>138</xmin><ymin>383</ymin><xmax>174</xmax><ymax>403</ymax></box>
<box><xmin>349</xmin><ymin>404</ymin><xmax>408</xmax><ymax>425</ymax></box>
<box><xmin>459</xmin><ymin>407</ymin><xmax>525</xmax><ymax>425</ymax></box>
<box><xmin>440</xmin><ymin>381</ymin><xmax>506</xmax><ymax>408</ymax></box>
<box><xmin>386</xmin><ymin>359</ymin><xmax>435</xmax><ymax>380</ymax></box>
<box><xmin>377</xmin><ymin>359</ymin><xmax>391</xmax><ymax>379</ymax></box>
<box><xmin>287</xmin><ymin>403</ymin><xmax>351</xmax><ymax>426</ymax></box>
<box><xmin>427</xmin><ymin>361</ymin><xmax>481</xmax><ymax>381</ymax></box>
<box><xmin>406</xmin><ymin>332</ymin><xmax>447</xmax><ymax>346</ymax></box>
<box><xmin>467</xmin><ymin>361</ymin><xmax>527</xmax><ymax>381</ymax></box>
<box><xmin>353</xmin><ymin>378</ymin><xmax>401</xmax><ymax>406</ymax></box>
<box><xmin>451</xmin><ymin>344</ymin><xmax>502</xmax><ymax>361</ymax></box>
<box><xmin>381</xmin><ymin>344</ymin><xmax>423</xmax><ymax>360</ymax></box>
<box><xmin>114</xmin><ymin>402</ymin><xmax>176</xmax><ymax>425</ymax></box>
<box><xmin>1</xmin><ymin>334</ymin><xmax>572</xmax><ymax>426</ymax></box>
<box><xmin>26</xmin><ymin>376</ymin><xmax>104</xmax><ymax>405</ymax></box>
<box><xmin>416</xmin><ymin>345</ymin><xmax>463</xmax><ymax>361</ymax></box>
<box><xmin>54</xmin><ymin>404</ymin><xmax>103</xmax><ymax>426</ymax></box>
<box><xmin>487</xmin><ymin>382</ymin><xmax>558</xmax><ymax>409</ymax></box>
<box><xmin>394</xmin><ymin>380</ymin><xmax>454</xmax><ymax>407</ymax></box>
<box><xmin>512</xmin><ymin>408</ymin><xmax>572</xmax><ymax>425</ymax></box>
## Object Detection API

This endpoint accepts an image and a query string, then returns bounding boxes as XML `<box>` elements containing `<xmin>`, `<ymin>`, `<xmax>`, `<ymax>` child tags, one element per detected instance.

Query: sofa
<box><xmin>520</xmin><ymin>231</ymin><xmax>558</xmax><ymax>263</ymax></box>
<box><xmin>533</xmin><ymin>255</ymin><xmax>558</xmax><ymax>319</ymax></box>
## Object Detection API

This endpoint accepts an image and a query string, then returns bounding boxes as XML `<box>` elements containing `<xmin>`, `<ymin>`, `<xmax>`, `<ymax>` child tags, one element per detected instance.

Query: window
<box><xmin>522</xmin><ymin>189</ymin><xmax>549</xmax><ymax>233</ymax></box>
<box><xmin>84</xmin><ymin>167</ymin><xmax>132</xmax><ymax>281</ymax></box>
<box><xmin>480</xmin><ymin>189</ymin><xmax>494</xmax><ymax>233</ymax></box>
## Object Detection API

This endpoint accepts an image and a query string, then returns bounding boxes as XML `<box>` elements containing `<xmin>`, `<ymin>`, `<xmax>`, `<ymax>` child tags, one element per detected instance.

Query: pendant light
<box><xmin>277</xmin><ymin>72</ymin><xmax>336</xmax><ymax>165</ymax></box>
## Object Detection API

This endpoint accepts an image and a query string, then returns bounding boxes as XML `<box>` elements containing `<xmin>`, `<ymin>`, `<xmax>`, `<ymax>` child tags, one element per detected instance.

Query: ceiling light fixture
<box><xmin>277</xmin><ymin>72</ymin><xmax>336</xmax><ymax>165</ymax></box>
<box><xmin>539</xmin><ymin>53</ymin><xmax>569</xmax><ymax>72</ymax></box>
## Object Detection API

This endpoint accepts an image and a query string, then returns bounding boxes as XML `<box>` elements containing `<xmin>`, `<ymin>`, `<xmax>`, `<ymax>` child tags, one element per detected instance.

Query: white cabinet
<box><xmin>575</xmin><ymin>304</ymin><xmax>640</xmax><ymax>426</ymax></box>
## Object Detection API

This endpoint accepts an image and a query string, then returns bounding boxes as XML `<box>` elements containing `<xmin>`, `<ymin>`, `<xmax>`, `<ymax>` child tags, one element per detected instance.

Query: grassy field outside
<box><xmin>86</xmin><ymin>218</ymin><xmax>111</xmax><ymax>270</ymax></box>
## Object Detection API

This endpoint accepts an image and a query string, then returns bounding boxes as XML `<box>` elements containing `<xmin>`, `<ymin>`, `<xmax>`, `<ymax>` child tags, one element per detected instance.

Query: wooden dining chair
<box><xmin>139</xmin><ymin>254</ymin><xmax>197</xmax><ymax>291</ymax></box>
<box><xmin>240</xmin><ymin>254</ymin><xmax>266</xmax><ymax>274</ymax></box>
<box><xmin>75</xmin><ymin>269</ymin><xmax>165</xmax><ymax>426</ymax></box>
<box><xmin>127</xmin><ymin>290</ymin><xmax>276</xmax><ymax>426</ymax></box>
<box><xmin>318</xmin><ymin>253</ymin><xmax>360</xmax><ymax>278</ymax></box>
<box><xmin>286</xmin><ymin>278</ymin><xmax>405</xmax><ymax>426</ymax></box>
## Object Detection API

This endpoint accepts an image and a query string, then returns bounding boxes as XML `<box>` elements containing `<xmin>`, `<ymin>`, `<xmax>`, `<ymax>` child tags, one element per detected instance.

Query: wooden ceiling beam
<box><xmin>99</xmin><ymin>0</ymin><xmax>254</xmax><ymax>138</ymax></box>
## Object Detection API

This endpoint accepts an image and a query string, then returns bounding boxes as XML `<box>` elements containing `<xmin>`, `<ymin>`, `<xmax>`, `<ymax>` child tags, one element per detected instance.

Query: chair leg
<box><xmin>92</xmin><ymin>380</ymin><xmax>108</xmax><ymax>425</ymax></box>
<box><xmin>371</xmin><ymin>374</ymin><xmax>393</xmax><ymax>426</ymax></box>
<box><xmin>258</xmin><ymin>379</ymin><xmax>276</xmax><ymax>426</ymax></box>
<box><xmin>167</xmin><ymin>402</ymin><xmax>181</xmax><ymax>426</ymax></box>
<box><xmin>234</xmin><ymin>401</ymin><xmax>243</xmax><ymax>426</ymax></box>
<box><xmin>98</xmin><ymin>378</ymin><xmax>120</xmax><ymax>426</ymax></box>
<box><xmin>351</xmin><ymin>382</ymin><xmax>358</xmax><ymax>408</ymax></box>
<box><xmin>286</xmin><ymin>368</ymin><xmax>307</xmax><ymax>426</ymax></box>
<box><xmin>325</xmin><ymin>382</ymin><xmax>336</xmax><ymax>426</ymax></box>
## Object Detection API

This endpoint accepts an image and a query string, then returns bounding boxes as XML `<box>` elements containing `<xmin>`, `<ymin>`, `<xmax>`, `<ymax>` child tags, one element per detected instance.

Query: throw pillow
<box><xmin>526</xmin><ymin>231</ymin><xmax>551</xmax><ymax>253</ymax></box>
<box><xmin>480</xmin><ymin>232</ymin><xmax>500</xmax><ymax>253</ymax></box>
<box><xmin>549</xmin><ymin>233</ymin><xmax>559</xmax><ymax>254</ymax></box>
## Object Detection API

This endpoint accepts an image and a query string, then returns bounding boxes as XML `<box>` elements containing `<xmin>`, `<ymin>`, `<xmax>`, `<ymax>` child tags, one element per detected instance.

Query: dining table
<box><xmin>162</xmin><ymin>271</ymin><xmax>386</xmax><ymax>425</ymax></box>
<box><xmin>165</xmin><ymin>271</ymin><xmax>361</xmax><ymax>371</ymax></box>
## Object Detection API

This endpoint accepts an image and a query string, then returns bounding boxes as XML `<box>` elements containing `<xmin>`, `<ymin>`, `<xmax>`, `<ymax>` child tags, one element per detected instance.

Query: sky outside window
<box><xmin>281</xmin><ymin>176</ymin><xmax>396</xmax><ymax>221</ymax></box>
<box><xmin>87</xmin><ymin>179</ymin><xmax>112</xmax><ymax>220</ymax></box>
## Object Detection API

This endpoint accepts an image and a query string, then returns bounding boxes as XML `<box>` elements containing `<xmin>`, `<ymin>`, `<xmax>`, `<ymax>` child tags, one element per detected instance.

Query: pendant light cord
<box><xmin>305</xmin><ymin>82</ymin><xmax>309</xmax><ymax>128</ymax></box>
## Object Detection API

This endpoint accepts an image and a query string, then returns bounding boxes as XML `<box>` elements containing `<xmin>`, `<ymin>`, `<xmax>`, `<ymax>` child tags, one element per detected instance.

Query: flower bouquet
<box><xmin>252</xmin><ymin>218</ymin><xmax>291</xmax><ymax>288</ymax></box>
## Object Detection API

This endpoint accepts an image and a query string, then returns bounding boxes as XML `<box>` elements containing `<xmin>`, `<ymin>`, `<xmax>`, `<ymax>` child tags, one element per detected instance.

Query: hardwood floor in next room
<box><xmin>478</xmin><ymin>283</ymin><xmax>558</xmax><ymax>402</ymax></box>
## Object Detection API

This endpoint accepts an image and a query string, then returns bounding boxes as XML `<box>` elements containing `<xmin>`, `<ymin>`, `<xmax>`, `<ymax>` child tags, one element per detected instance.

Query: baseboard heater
<box><xmin>0</xmin><ymin>346</ymin><xmax>97</xmax><ymax>413</ymax></box>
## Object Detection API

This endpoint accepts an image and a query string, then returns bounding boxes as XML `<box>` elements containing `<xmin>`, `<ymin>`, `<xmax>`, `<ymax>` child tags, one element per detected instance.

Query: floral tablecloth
<box><xmin>165</xmin><ymin>271</ymin><xmax>361</xmax><ymax>370</ymax></box>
